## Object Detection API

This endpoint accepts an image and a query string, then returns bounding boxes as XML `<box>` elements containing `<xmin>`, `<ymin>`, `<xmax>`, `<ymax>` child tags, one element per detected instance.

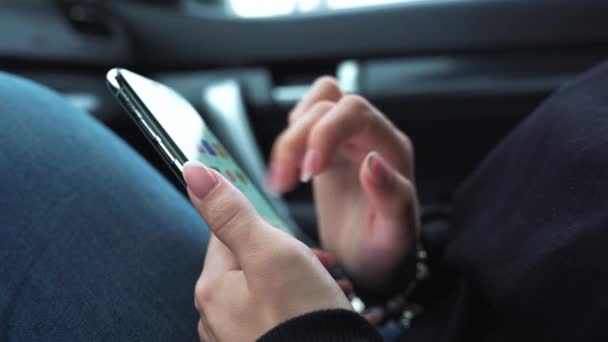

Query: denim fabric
<box><xmin>0</xmin><ymin>72</ymin><xmax>208</xmax><ymax>341</ymax></box>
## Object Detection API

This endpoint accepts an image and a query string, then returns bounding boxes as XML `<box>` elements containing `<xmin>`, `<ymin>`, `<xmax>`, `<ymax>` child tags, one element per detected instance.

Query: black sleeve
<box><xmin>257</xmin><ymin>309</ymin><xmax>382</xmax><ymax>342</ymax></box>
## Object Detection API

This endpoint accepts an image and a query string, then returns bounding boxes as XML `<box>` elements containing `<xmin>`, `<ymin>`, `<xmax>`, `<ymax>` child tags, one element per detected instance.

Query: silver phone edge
<box><xmin>106</xmin><ymin>68</ymin><xmax>187</xmax><ymax>187</ymax></box>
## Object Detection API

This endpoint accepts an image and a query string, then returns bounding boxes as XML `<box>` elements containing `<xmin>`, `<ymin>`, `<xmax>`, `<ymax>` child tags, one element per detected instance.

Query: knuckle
<box><xmin>277</xmin><ymin>240</ymin><xmax>311</xmax><ymax>264</ymax></box>
<box><xmin>214</xmin><ymin>205</ymin><xmax>251</xmax><ymax>240</ymax></box>
<box><xmin>310</xmin><ymin>100</ymin><xmax>335</xmax><ymax>114</ymax></box>
<box><xmin>338</xmin><ymin>95</ymin><xmax>376</xmax><ymax>130</ymax></box>
<box><xmin>254</xmin><ymin>240</ymin><xmax>316</xmax><ymax>294</ymax></box>
<box><xmin>315</xmin><ymin>75</ymin><xmax>338</xmax><ymax>85</ymax></box>
<box><xmin>288</xmin><ymin>105</ymin><xmax>303</xmax><ymax>124</ymax></box>
<box><xmin>288</xmin><ymin>99</ymin><xmax>335</xmax><ymax>125</ymax></box>
<box><xmin>341</xmin><ymin>94</ymin><xmax>370</xmax><ymax>112</ymax></box>
<box><xmin>204</xmin><ymin>184</ymin><xmax>256</xmax><ymax>238</ymax></box>
<box><xmin>399</xmin><ymin>132</ymin><xmax>413</xmax><ymax>154</ymax></box>
<box><xmin>195</xmin><ymin>278</ymin><xmax>214</xmax><ymax>307</ymax></box>
<box><xmin>313</xmin><ymin>76</ymin><xmax>341</xmax><ymax>98</ymax></box>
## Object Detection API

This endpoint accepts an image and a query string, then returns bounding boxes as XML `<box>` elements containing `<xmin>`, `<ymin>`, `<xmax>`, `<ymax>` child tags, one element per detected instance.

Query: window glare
<box><xmin>229</xmin><ymin>0</ymin><xmax>424</xmax><ymax>18</ymax></box>
<box><xmin>229</xmin><ymin>0</ymin><xmax>297</xmax><ymax>18</ymax></box>
<box><xmin>298</xmin><ymin>0</ymin><xmax>323</xmax><ymax>12</ymax></box>
<box><xmin>328</xmin><ymin>0</ymin><xmax>419</xmax><ymax>9</ymax></box>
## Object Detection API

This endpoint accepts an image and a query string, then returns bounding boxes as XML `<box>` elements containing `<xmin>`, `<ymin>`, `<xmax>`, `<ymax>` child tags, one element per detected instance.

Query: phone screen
<box><xmin>118</xmin><ymin>70</ymin><xmax>295</xmax><ymax>235</ymax></box>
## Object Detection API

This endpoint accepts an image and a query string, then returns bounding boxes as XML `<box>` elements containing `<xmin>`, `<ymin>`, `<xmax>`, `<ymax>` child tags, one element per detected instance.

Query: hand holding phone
<box><xmin>182</xmin><ymin>153</ymin><xmax>354</xmax><ymax>341</ymax></box>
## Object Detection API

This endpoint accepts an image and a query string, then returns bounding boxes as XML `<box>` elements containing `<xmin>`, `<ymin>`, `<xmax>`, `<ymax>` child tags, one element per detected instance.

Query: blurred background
<box><xmin>2</xmin><ymin>0</ymin><xmax>608</xmax><ymax>237</ymax></box>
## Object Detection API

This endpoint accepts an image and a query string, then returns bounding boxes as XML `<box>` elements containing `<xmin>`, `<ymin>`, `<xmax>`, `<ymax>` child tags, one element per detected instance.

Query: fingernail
<box><xmin>366</xmin><ymin>151</ymin><xmax>389</xmax><ymax>187</ymax></box>
<box><xmin>182</xmin><ymin>160</ymin><xmax>219</xmax><ymax>199</ymax></box>
<box><xmin>266</xmin><ymin>162</ymin><xmax>288</xmax><ymax>194</ymax></box>
<box><xmin>300</xmin><ymin>149</ymin><xmax>319</xmax><ymax>183</ymax></box>
<box><xmin>265</xmin><ymin>163</ymin><xmax>279</xmax><ymax>194</ymax></box>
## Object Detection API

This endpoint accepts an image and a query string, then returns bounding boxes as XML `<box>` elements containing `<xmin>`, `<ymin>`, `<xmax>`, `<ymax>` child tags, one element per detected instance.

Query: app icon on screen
<box><xmin>225</xmin><ymin>170</ymin><xmax>237</xmax><ymax>182</ymax></box>
<box><xmin>236</xmin><ymin>171</ymin><xmax>248</xmax><ymax>185</ymax></box>
<box><xmin>212</xmin><ymin>143</ymin><xmax>228</xmax><ymax>159</ymax></box>
<box><xmin>196</xmin><ymin>143</ymin><xmax>206</xmax><ymax>154</ymax></box>
<box><xmin>201</xmin><ymin>140</ymin><xmax>216</xmax><ymax>156</ymax></box>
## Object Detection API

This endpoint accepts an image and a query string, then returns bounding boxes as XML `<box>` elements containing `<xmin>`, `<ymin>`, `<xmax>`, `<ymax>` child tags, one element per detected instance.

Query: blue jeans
<box><xmin>0</xmin><ymin>73</ymin><xmax>209</xmax><ymax>341</ymax></box>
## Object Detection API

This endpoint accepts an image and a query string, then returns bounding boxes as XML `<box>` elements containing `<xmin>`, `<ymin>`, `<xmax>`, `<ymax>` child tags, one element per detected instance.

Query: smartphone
<box><xmin>106</xmin><ymin>68</ymin><xmax>311</xmax><ymax>244</ymax></box>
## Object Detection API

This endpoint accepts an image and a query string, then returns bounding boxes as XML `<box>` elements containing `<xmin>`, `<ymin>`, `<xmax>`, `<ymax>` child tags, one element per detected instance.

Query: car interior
<box><xmin>3</xmin><ymin>0</ymin><xmax>608</xmax><ymax>241</ymax></box>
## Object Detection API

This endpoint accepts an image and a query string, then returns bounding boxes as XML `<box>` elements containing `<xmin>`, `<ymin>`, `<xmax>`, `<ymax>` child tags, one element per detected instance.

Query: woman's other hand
<box><xmin>267</xmin><ymin>77</ymin><xmax>420</xmax><ymax>293</ymax></box>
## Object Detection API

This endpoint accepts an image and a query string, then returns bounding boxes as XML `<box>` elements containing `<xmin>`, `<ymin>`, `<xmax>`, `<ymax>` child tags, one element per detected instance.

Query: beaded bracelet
<box><xmin>350</xmin><ymin>243</ymin><xmax>429</xmax><ymax>328</ymax></box>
